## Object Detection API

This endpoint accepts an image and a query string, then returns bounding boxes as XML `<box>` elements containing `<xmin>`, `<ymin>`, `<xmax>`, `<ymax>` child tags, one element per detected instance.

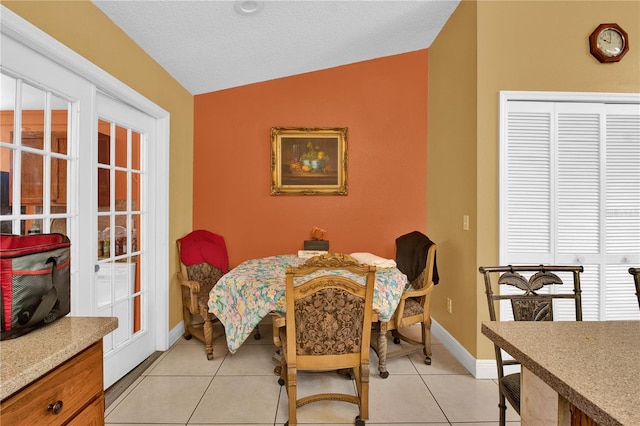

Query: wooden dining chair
<box><xmin>479</xmin><ymin>264</ymin><xmax>583</xmax><ymax>426</ymax></box>
<box><xmin>177</xmin><ymin>230</ymin><xmax>263</xmax><ymax>360</ymax></box>
<box><xmin>274</xmin><ymin>253</ymin><xmax>375</xmax><ymax>426</ymax></box>
<box><xmin>371</xmin><ymin>235</ymin><xmax>437</xmax><ymax>378</ymax></box>
<box><xmin>630</xmin><ymin>267</ymin><xmax>640</xmax><ymax>309</ymax></box>
<box><xmin>176</xmin><ymin>236</ymin><xmax>225</xmax><ymax>360</ymax></box>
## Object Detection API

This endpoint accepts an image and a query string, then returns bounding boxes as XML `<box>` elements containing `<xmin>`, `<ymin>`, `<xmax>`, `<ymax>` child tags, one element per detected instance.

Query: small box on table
<box><xmin>304</xmin><ymin>240</ymin><xmax>329</xmax><ymax>251</ymax></box>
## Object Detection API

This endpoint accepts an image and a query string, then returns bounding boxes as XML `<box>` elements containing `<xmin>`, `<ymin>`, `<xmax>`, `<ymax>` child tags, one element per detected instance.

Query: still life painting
<box><xmin>271</xmin><ymin>127</ymin><xmax>347</xmax><ymax>195</ymax></box>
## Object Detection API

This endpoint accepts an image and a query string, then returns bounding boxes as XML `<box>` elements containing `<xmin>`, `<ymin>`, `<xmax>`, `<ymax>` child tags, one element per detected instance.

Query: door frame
<box><xmin>1</xmin><ymin>6</ymin><xmax>170</xmax><ymax>352</ymax></box>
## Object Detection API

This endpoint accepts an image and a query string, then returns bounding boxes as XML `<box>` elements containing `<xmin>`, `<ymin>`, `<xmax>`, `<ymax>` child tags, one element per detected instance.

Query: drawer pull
<box><xmin>48</xmin><ymin>400</ymin><xmax>63</xmax><ymax>415</ymax></box>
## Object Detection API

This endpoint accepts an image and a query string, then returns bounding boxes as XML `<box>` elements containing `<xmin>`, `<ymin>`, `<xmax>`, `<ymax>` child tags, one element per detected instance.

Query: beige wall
<box><xmin>427</xmin><ymin>0</ymin><xmax>479</xmax><ymax>355</ymax></box>
<box><xmin>429</xmin><ymin>0</ymin><xmax>640</xmax><ymax>360</ymax></box>
<box><xmin>3</xmin><ymin>0</ymin><xmax>194</xmax><ymax>330</ymax></box>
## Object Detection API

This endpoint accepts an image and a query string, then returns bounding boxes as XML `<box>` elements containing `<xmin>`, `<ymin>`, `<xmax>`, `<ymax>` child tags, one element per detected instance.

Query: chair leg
<box><xmin>498</xmin><ymin>393</ymin><xmax>507</xmax><ymax>426</ymax></box>
<box><xmin>377</xmin><ymin>321</ymin><xmax>389</xmax><ymax>378</ymax></box>
<box><xmin>391</xmin><ymin>329</ymin><xmax>402</xmax><ymax>344</ymax></box>
<box><xmin>203</xmin><ymin>316</ymin><xmax>214</xmax><ymax>360</ymax></box>
<box><xmin>286</xmin><ymin>366</ymin><xmax>297</xmax><ymax>426</ymax></box>
<box><xmin>357</xmin><ymin>365</ymin><xmax>369</xmax><ymax>420</ymax></box>
<box><xmin>422</xmin><ymin>317</ymin><xmax>432</xmax><ymax>365</ymax></box>
<box><xmin>182</xmin><ymin>306</ymin><xmax>192</xmax><ymax>340</ymax></box>
<box><xmin>277</xmin><ymin>353</ymin><xmax>285</xmax><ymax>386</ymax></box>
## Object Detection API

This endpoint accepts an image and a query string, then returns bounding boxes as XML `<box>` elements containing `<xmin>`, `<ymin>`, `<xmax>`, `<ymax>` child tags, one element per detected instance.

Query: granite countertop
<box><xmin>482</xmin><ymin>320</ymin><xmax>640</xmax><ymax>426</ymax></box>
<box><xmin>0</xmin><ymin>316</ymin><xmax>118</xmax><ymax>400</ymax></box>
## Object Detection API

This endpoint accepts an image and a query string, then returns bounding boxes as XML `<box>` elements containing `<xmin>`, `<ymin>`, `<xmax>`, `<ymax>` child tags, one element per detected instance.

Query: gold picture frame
<box><xmin>271</xmin><ymin>127</ymin><xmax>348</xmax><ymax>195</ymax></box>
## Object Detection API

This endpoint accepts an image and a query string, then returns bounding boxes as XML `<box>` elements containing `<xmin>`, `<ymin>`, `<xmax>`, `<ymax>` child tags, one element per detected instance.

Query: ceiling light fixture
<box><xmin>234</xmin><ymin>1</ymin><xmax>264</xmax><ymax>16</ymax></box>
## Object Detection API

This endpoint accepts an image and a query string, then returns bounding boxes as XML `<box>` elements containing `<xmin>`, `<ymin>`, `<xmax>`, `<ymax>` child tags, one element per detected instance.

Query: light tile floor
<box><xmin>105</xmin><ymin>320</ymin><xmax>520</xmax><ymax>425</ymax></box>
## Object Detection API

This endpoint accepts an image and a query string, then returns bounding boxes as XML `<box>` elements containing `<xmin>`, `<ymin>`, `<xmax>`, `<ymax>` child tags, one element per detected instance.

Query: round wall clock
<box><xmin>589</xmin><ymin>23</ymin><xmax>629</xmax><ymax>63</ymax></box>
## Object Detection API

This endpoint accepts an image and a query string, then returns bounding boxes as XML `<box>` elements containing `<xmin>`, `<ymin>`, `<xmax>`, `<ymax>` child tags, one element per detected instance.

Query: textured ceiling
<box><xmin>92</xmin><ymin>0</ymin><xmax>460</xmax><ymax>95</ymax></box>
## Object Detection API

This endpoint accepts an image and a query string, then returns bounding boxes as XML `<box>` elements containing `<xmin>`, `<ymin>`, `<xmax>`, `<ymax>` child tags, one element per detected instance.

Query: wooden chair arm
<box><xmin>177</xmin><ymin>271</ymin><xmax>202</xmax><ymax>292</ymax></box>
<box><xmin>271</xmin><ymin>312</ymin><xmax>286</xmax><ymax>329</ymax></box>
<box><xmin>394</xmin><ymin>281</ymin><xmax>435</xmax><ymax>328</ymax></box>
<box><xmin>177</xmin><ymin>271</ymin><xmax>201</xmax><ymax>313</ymax></box>
<box><xmin>401</xmin><ymin>287</ymin><xmax>427</xmax><ymax>299</ymax></box>
<box><xmin>269</xmin><ymin>312</ymin><xmax>286</xmax><ymax>348</ymax></box>
<box><xmin>400</xmin><ymin>280</ymin><xmax>435</xmax><ymax>300</ymax></box>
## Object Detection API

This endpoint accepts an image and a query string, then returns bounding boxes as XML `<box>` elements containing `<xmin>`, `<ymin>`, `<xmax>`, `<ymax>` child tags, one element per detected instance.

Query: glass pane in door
<box><xmin>0</xmin><ymin>73</ymin><xmax>71</xmax><ymax>236</ymax></box>
<box><xmin>96</xmin><ymin>119</ymin><xmax>144</xmax><ymax>350</ymax></box>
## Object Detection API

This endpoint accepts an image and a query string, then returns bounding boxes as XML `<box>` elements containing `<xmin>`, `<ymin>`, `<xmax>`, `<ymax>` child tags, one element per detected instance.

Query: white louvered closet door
<box><xmin>554</xmin><ymin>102</ymin><xmax>603</xmax><ymax>320</ymax></box>
<box><xmin>604</xmin><ymin>104</ymin><xmax>640</xmax><ymax>319</ymax></box>
<box><xmin>501</xmin><ymin>96</ymin><xmax>640</xmax><ymax>321</ymax></box>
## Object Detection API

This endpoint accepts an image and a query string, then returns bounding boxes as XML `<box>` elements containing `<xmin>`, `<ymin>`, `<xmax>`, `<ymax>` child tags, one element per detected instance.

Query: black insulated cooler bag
<box><xmin>0</xmin><ymin>233</ymin><xmax>71</xmax><ymax>340</ymax></box>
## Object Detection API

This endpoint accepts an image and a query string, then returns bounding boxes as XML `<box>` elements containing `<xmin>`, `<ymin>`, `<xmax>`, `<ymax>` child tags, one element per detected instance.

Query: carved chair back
<box><xmin>285</xmin><ymin>253</ymin><xmax>375</xmax><ymax>363</ymax></box>
<box><xmin>630</xmin><ymin>267</ymin><xmax>640</xmax><ymax>309</ymax></box>
<box><xmin>478</xmin><ymin>264</ymin><xmax>584</xmax><ymax>425</ymax></box>
<box><xmin>480</xmin><ymin>265</ymin><xmax>583</xmax><ymax>324</ymax></box>
<box><xmin>280</xmin><ymin>253</ymin><xmax>376</xmax><ymax>425</ymax></box>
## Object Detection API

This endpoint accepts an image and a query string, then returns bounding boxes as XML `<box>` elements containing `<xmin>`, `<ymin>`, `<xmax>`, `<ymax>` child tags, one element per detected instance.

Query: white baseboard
<box><xmin>475</xmin><ymin>360</ymin><xmax>500</xmax><ymax>379</ymax></box>
<box><xmin>431</xmin><ymin>318</ymin><xmax>498</xmax><ymax>379</ymax></box>
<box><xmin>169</xmin><ymin>321</ymin><xmax>185</xmax><ymax>348</ymax></box>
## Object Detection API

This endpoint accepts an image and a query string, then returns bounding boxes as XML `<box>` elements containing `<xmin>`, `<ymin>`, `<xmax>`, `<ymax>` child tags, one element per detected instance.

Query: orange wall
<box><xmin>194</xmin><ymin>50</ymin><xmax>429</xmax><ymax>266</ymax></box>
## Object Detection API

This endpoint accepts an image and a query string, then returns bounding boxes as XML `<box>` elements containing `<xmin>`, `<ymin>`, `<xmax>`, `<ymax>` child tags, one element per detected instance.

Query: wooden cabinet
<box><xmin>0</xmin><ymin>341</ymin><xmax>105</xmax><ymax>426</ymax></box>
<box><xmin>66</xmin><ymin>396</ymin><xmax>106</xmax><ymax>426</ymax></box>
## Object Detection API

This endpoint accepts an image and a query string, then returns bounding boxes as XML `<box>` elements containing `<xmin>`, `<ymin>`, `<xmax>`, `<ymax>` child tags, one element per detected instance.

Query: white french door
<box><xmin>1</xmin><ymin>6</ymin><xmax>170</xmax><ymax>390</ymax></box>
<box><xmin>96</xmin><ymin>93</ymin><xmax>156</xmax><ymax>388</ymax></box>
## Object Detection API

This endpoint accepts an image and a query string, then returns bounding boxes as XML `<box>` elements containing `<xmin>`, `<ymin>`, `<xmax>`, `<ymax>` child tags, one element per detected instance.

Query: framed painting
<box><xmin>271</xmin><ymin>127</ymin><xmax>348</xmax><ymax>195</ymax></box>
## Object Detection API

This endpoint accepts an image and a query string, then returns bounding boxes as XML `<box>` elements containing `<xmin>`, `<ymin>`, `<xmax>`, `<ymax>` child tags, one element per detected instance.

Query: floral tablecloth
<box><xmin>208</xmin><ymin>254</ymin><xmax>407</xmax><ymax>353</ymax></box>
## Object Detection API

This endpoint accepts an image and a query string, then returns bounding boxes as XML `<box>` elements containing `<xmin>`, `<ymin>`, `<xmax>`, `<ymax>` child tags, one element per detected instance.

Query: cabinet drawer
<box><xmin>1</xmin><ymin>341</ymin><xmax>103</xmax><ymax>426</ymax></box>
<box><xmin>67</xmin><ymin>394</ymin><xmax>105</xmax><ymax>426</ymax></box>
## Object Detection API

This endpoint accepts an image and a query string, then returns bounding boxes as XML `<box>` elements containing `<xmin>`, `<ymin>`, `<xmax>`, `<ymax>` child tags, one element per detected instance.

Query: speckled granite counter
<box><xmin>482</xmin><ymin>320</ymin><xmax>640</xmax><ymax>426</ymax></box>
<box><xmin>0</xmin><ymin>316</ymin><xmax>118</xmax><ymax>400</ymax></box>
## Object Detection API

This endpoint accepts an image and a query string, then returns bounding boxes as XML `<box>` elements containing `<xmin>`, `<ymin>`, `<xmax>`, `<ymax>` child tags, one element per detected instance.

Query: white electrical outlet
<box><xmin>446</xmin><ymin>298</ymin><xmax>453</xmax><ymax>314</ymax></box>
<box><xmin>463</xmin><ymin>215</ymin><xmax>470</xmax><ymax>231</ymax></box>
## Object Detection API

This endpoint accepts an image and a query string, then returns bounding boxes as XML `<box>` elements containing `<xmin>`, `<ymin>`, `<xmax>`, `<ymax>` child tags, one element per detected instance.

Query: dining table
<box><xmin>208</xmin><ymin>254</ymin><xmax>408</xmax><ymax>376</ymax></box>
<box><xmin>482</xmin><ymin>320</ymin><xmax>640</xmax><ymax>426</ymax></box>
